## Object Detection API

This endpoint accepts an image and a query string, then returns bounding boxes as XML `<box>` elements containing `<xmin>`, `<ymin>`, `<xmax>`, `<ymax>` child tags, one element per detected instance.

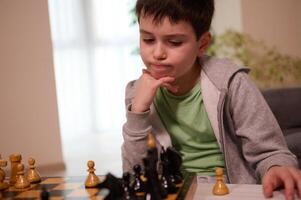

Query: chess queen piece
<box><xmin>9</xmin><ymin>153</ymin><xmax>22</xmax><ymax>186</ymax></box>
<box><xmin>15</xmin><ymin>163</ymin><xmax>30</xmax><ymax>189</ymax></box>
<box><xmin>85</xmin><ymin>160</ymin><xmax>100</xmax><ymax>188</ymax></box>
<box><xmin>26</xmin><ymin>157</ymin><xmax>41</xmax><ymax>183</ymax></box>
<box><xmin>212</xmin><ymin>167</ymin><xmax>229</xmax><ymax>195</ymax></box>
<box><xmin>0</xmin><ymin>159</ymin><xmax>9</xmax><ymax>191</ymax></box>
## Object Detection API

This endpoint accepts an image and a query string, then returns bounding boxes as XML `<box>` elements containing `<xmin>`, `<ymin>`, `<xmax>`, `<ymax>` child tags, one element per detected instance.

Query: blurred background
<box><xmin>0</xmin><ymin>0</ymin><xmax>300</xmax><ymax>177</ymax></box>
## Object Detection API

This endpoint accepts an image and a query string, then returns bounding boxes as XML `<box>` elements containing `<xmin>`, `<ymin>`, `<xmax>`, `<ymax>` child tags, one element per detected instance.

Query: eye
<box><xmin>142</xmin><ymin>38</ymin><xmax>155</xmax><ymax>44</ymax></box>
<box><xmin>168</xmin><ymin>40</ymin><xmax>183</xmax><ymax>47</ymax></box>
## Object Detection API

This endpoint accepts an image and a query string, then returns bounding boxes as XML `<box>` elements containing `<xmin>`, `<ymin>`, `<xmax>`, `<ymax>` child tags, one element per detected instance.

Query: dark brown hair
<box><xmin>135</xmin><ymin>0</ymin><xmax>215</xmax><ymax>39</ymax></box>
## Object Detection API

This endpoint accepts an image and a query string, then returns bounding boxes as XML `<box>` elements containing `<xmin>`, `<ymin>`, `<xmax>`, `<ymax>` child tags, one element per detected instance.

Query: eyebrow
<box><xmin>139</xmin><ymin>29</ymin><xmax>187</xmax><ymax>38</ymax></box>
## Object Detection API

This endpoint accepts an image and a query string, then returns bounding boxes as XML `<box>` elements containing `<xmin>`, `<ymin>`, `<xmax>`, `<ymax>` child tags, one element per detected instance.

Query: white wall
<box><xmin>241</xmin><ymin>0</ymin><xmax>301</xmax><ymax>58</ymax></box>
<box><xmin>0</xmin><ymin>0</ymin><xmax>64</xmax><ymax>169</ymax></box>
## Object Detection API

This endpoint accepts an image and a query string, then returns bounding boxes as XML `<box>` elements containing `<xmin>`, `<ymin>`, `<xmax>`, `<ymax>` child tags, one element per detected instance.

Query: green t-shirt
<box><xmin>154</xmin><ymin>83</ymin><xmax>225</xmax><ymax>175</ymax></box>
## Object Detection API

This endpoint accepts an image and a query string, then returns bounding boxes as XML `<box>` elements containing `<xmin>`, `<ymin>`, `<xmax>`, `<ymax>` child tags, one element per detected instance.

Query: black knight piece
<box><xmin>98</xmin><ymin>173</ymin><xmax>123</xmax><ymax>200</ymax></box>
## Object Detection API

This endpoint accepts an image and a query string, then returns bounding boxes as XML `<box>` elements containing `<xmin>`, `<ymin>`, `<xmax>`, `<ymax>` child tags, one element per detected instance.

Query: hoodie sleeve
<box><xmin>228</xmin><ymin>72</ymin><xmax>298</xmax><ymax>180</ymax></box>
<box><xmin>121</xmin><ymin>80</ymin><xmax>152</xmax><ymax>173</ymax></box>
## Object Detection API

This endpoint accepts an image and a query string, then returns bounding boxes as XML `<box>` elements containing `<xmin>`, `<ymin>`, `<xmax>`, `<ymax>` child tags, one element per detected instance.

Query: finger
<box><xmin>158</xmin><ymin>76</ymin><xmax>175</xmax><ymax>84</ymax></box>
<box><xmin>262</xmin><ymin>176</ymin><xmax>277</xmax><ymax>198</ymax></box>
<box><xmin>282</xmin><ymin>176</ymin><xmax>295</xmax><ymax>200</ymax></box>
<box><xmin>288</xmin><ymin>168</ymin><xmax>301</xmax><ymax>198</ymax></box>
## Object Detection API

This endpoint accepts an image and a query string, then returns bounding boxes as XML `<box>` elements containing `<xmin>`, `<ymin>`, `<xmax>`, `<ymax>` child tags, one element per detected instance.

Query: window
<box><xmin>48</xmin><ymin>0</ymin><xmax>142</xmax><ymax>138</ymax></box>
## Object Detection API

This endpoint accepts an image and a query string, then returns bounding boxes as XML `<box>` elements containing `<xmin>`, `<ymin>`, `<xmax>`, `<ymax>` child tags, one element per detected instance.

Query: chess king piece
<box><xmin>9</xmin><ymin>153</ymin><xmax>22</xmax><ymax>186</ymax></box>
<box><xmin>143</xmin><ymin>133</ymin><xmax>167</xmax><ymax>200</ymax></box>
<box><xmin>85</xmin><ymin>160</ymin><xmax>100</xmax><ymax>188</ymax></box>
<box><xmin>212</xmin><ymin>167</ymin><xmax>229</xmax><ymax>195</ymax></box>
<box><xmin>15</xmin><ymin>163</ymin><xmax>31</xmax><ymax>189</ymax></box>
<box><xmin>26</xmin><ymin>157</ymin><xmax>41</xmax><ymax>183</ymax></box>
<box><xmin>0</xmin><ymin>159</ymin><xmax>9</xmax><ymax>191</ymax></box>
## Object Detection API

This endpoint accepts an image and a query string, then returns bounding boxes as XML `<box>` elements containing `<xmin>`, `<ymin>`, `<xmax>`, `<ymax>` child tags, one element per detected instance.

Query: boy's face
<box><xmin>139</xmin><ymin>15</ymin><xmax>209</xmax><ymax>81</ymax></box>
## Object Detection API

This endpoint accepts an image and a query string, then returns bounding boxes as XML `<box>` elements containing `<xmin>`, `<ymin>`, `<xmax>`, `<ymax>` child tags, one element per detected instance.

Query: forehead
<box><xmin>139</xmin><ymin>15</ymin><xmax>195</xmax><ymax>37</ymax></box>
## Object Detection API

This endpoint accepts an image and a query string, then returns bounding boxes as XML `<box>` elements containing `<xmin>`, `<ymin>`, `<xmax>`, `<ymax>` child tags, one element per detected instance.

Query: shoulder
<box><xmin>200</xmin><ymin>55</ymin><xmax>250</xmax><ymax>90</ymax></box>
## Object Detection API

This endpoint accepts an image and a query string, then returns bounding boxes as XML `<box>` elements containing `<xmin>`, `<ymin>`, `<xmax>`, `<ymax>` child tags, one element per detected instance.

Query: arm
<box><xmin>228</xmin><ymin>72</ymin><xmax>301</xmax><ymax>199</ymax></box>
<box><xmin>121</xmin><ymin>70</ymin><xmax>177</xmax><ymax>172</ymax></box>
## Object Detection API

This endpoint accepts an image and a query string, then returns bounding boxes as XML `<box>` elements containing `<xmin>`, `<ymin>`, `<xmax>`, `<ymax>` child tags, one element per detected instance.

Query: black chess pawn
<box><xmin>40</xmin><ymin>186</ymin><xmax>50</xmax><ymax>200</ymax></box>
<box><xmin>132</xmin><ymin>164</ymin><xmax>145</xmax><ymax>194</ymax></box>
<box><xmin>122</xmin><ymin>172</ymin><xmax>137</xmax><ymax>200</ymax></box>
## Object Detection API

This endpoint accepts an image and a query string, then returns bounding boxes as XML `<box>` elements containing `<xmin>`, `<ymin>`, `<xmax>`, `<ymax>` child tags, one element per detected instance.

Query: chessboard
<box><xmin>0</xmin><ymin>173</ymin><xmax>196</xmax><ymax>200</ymax></box>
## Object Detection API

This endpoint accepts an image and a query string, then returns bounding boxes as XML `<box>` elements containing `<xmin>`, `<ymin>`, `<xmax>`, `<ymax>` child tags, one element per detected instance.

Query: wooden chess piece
<box><xmin>9</xmin><ymin>153</ymin><xmax>22</xmax><ymax>186</ymax></box>
<box><xmin>147</xmin><ymin>133</ymin><xmax>156</xmax><ymax>149</ymax></box>
<box><xmin>15</xmin><ymin>163</ymin><xmax>31</xmax><ymax>189</ymax></box>
<box><xmin>212</xmin><ymin>167</ymin><xmax>229</xmax><ymax>196</ymax></box>
<box><xmin>0</xmin><ymin>159</ymin><xmax>9</xmax><ymax>191</ymax></box>
<box><xmin>85</xmin><ymin>160</ymin><xmax>100</xmax><ymax>188</ymax></box>
<box><xmin>26</xmin><ymin>157</ymin><xmax>41</xmax><ymax>183</ymax></box>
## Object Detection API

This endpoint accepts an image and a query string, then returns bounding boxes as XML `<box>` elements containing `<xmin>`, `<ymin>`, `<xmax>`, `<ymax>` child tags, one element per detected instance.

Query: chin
<box><xmin>150</xmin><ymin>71</ymin><xmax>169</xmax><ymax>79</ymax></box>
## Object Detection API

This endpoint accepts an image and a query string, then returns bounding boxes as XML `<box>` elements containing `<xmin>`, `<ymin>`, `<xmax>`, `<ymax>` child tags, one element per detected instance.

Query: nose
<box><xmin>153</xmin><ymin>43</ymin><xmax>167</xmax><ymax>60</ymax></box>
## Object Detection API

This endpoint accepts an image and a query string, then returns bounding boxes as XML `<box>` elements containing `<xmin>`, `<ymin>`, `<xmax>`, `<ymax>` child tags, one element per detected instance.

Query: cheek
<box><xmin>139</xmin><ymin>43</ymin><xmax>150</xmax><ymax>60</ymax></box>
<box><xmin>171</xmin><ymin>49</ymin><xmax>198</xmax><ymax>66</ymax></box>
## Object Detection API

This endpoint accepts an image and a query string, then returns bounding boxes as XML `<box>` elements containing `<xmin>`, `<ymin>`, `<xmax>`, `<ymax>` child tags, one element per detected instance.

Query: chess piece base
<box><xmin>0</xmin><ymin>182</ymin><xmax>9</xmax><ymax>191</ymax></box>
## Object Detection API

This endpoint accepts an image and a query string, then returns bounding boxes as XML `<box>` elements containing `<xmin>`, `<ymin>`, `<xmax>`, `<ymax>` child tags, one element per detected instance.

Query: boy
<box><xmin>122</xmin><ymin>0</ymin><xmax>301</xmax><ymax>199</ymax></box>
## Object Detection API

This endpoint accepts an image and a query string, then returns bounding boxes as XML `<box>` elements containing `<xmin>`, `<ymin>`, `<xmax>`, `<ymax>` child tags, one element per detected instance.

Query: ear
<box><xmin>197</xmin><ymin>31</ymin><xmax>211</xmax><ymax>57</ymax></box>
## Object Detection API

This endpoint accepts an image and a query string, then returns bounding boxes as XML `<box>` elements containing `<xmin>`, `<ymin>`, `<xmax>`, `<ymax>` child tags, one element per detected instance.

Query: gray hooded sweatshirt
<box><xmin>122</xmin><ymin>56</ymin><xmax>297</xmax><ymax>184</ymax></box>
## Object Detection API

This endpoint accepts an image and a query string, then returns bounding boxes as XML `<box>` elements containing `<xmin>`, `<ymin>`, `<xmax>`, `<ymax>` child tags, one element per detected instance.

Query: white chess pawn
<box><xmin>26</xmin><ymin>157</ymin><xmax>41</xmax><ymax>183</ymax></box>
<box><xmin>15</xmin><ymin>163</ymin><xmax>30</xmax><ymax>189</ymax></box>
<box><xmin>85</xmin><ymin>160</ymin><xmax>100</xmax><ymax>188</ymax></box>
<box><xmin>212</xmin><ymin>167</ymin><xmax>229</xmax><ymax>195</ymax></box>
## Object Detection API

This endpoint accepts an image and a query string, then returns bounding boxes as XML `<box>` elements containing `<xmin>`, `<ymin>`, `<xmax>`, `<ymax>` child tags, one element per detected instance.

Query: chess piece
<box><xmin>85</xmin><ymin>160</ymin><xmax>100</xmax><ymax>188</ymax></box>
<box><xmin>143</xmin><ymin>133</ymin><xmax>167</xmax><ymax>200</ymax></box>
<box><xmin>26</xmin><ymin>157</ymin><xmax>41</xmax><ymax>183</ymax></box>
<box><xmin>132</xmin><ymin>164</ymin><xmax>145</xmax><ymax>195</ymax></box>
<box><xmin>40</xmin><ymin>186</ymin><xmax>50</xmax><ymax>200</ymax></box>
<box><xmin>212</xmin><ymin>167</ymin><xmax>229</xmax><ymax>196</ymax></box>
<box><xmin>9</xmin><ymin>153</ymin><xmax>22</xmax><ymax>186</ymax></box>
<box><xmin>160</xmin><ymin>148</ymin><xmax>177</xmax><ymax>194</ymax></box>
<box><xmin>98</xmin><ymin>173</ymin><xmax>123</xmax><ymax>200</ymax></box>
<box><xmin>165</xmin><ymin>147</ymin><xmax>183</xmax><ymax>184</ymax></box>
<box><xmin>15</xmin><ymin>163</ymin><xmax>31</xmax><ymax>189</ymax></box>
<box><xmin>122</xmin><ymin>172</ymin><xmax>137</xmax><ymax>200</ymax></box>
<box><xmin>0</xmin><ymin>159</ymin><xmax>9</xmax><ymax>191</ymax></box>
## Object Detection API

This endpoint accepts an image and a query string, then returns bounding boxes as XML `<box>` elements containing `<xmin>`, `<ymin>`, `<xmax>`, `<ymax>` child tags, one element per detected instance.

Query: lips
<box><xmin>151</xmin><ymin>63</ymin><xmax>171</xmax><ymax>70</ymax></box>
<box><xmin>149</xmin><ymin>64</ymin><xmax>172</xmax><ymax>78</ymax></box>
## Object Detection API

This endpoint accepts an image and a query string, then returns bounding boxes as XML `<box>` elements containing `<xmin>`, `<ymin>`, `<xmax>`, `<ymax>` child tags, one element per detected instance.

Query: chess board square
<box><xmin>49</xmin><ymin>189</ymin><xmax>73</xmax><ymax>197</ymax></box>
<box><xmin>15</xmin><ymin>190</ymin><xmax>41</xmax><ymax>198</ymax></box>
<box><xmin>32</xmin><ymin>183</ymin><xmax>58</xmax><ymax>190</ymax></box>
<box><xmin>0</xmin><ymin>190</ymin><xmax>19</xmax><ymax>198</ymax></box>
<box><xmin>41</xmin><ymin>177</ymin><xmax>68</xmax><ymax>184</ymax></box>
<box><xmin>52</xmin><ymin>183</ymin><xmax>81</xmax><ymax>190</ymax></box>
<box><xmin>67</xmin><ymin>188</ymin><xmax>98</xmax><ymax>198</ymax></box>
